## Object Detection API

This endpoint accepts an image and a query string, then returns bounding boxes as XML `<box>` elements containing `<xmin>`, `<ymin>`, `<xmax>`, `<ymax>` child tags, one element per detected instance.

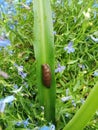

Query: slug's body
<box><xmin>42</xmin><ymin>64</ymin><xmax>51</xmax><ymax>87</ymax></box>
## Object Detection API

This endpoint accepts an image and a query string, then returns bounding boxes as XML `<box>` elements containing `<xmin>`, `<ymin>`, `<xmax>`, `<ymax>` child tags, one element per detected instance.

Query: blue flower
<box><xmin>0</xmin><ymin>1</ymin><xmax>16</xmax><ymax>15</ymax></box>
<box><xmin>50</xmin><ymin>124</ymin><xmax>55</xmax><ymax>130</ymax></box>
<box><xmin>16</xmin><ymin>118</ymin><xmax>29</xmax><ymax>128</ymax></box>
<box><xmin>18</xmin><ymin>71</ymin><xmax>27</xmax><ymax>79</ymax></box>
<box><xmin>0</xmin><ymin>100</ymin><xmax>6</xmax><ymax>113</ymax></box>
<box><xmin>93</xmin><ymin>70</ymin><xmax>98</xmax><ymax>77</ymax></box>
<box><xmin>14</xmin><ymin>84</ymin><xmax>18</xmax><ymax>89</ymax></box>
<box><xmin>39</xmin><ymin>124</ymin><xmax>55</xmax><ymax>130</ymax></box>
<box><xmin>78</xmin><ymin>64</ymin><xmax>85</xmax><ymax>70</ymax></box>
<box><xmin>39</xmin><ymin>126</ymin><xmax>50</xmax><ymax>130</ymax></box>
<box><xmin>16</xmin><ymin>122</ymin><xmax>22</xmax><ymax>126</ymax></box>
<box><xmin>72</xmin><ymin>100</ymin><xmax>76</xmax><ymax>107</ymax></box>
<box><xmin>0</xmin><ymin>0</ymin><xmax>5</xmax><ymax>4</ymax></box>
<box><xmin>61</xmin><ymin>96</ymin><xmax>72</xmax><ymax>102</ymax></box>
<box><xmin>64</xmin><ymin>41</ymin><xmax>75</xmax><ymax>53</ymax></box>
<box><xmin>0</xmin><ymin>39</ymin><xmax>10</xmax><ymax>47</ymax></box>
<box><xmin>23</xmin><ymin>118</ymin><xmax>29</xmax><ymax>128</ymax></box>
<box><xmin>4</xmin><ymin>95</ymin><xmax>15</xmax><ymax>103</ymax></box>
<box><xmin>26</xmin><ymin>0</ymin><xmax>32</xmax><ymax>5</ymax></box>
<box><xmin>90</xmin><ymin>35</ymin><xmax>98</xmax><ymax>43</ymax></box>
<box><xmin>0</xmin><ymin>95</ymin><xmax>15</xmax><ymax>113</ymax></box>
<box><xmin>55</xmin><ymin>64</ymin><xmax>66</xmax><ymax>73</ymax></box>
<box><xmin>53</xmin><ymin>31</ymin><xmax>56</xmax><ymax>35</ymax></box>
<box><xmin>17</xmin><ymin>65</ymin><xmax>23</xmax><ymax>72</ymax></box>
<box><xmin>0</xmin><ymin>1</ymin><xmax>8</xmax><ymax>14</ymax></box>
<box><xmin>92</xmin><ymin>3</ymin><xmax>98</xmax><ymax>8</ymax></box>
<box><xmin>14</xmin><ymin>64</ymin><xmax>27</xmax><ymax>79</ymax></box>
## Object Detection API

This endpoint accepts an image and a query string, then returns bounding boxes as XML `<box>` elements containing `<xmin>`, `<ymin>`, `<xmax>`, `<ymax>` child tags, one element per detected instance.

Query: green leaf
<box><xmin>33</xmin><ymin>0</ymin><xmax>56</xmax><ymax>123</ymax></box>
<box><xmin>63</xmin><ymin>82</ymin><xmax>98</xmax><ymax>130</ymax></box>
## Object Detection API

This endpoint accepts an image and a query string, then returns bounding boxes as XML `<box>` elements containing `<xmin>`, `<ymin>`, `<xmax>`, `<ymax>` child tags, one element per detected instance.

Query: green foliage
<box><xmin>63</xmin><ymin>82</ymin><xmax>98</xmax><ymax>130</ymax></box>
<box><xmin>33</xmin><ymin>0</ymin><xmax>56</xmax><ymax>123</ymax></box>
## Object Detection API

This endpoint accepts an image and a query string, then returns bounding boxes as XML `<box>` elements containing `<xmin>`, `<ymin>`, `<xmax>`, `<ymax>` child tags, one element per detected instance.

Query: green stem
<box><xmin>33</xmin><ymin>0</ymin><xmax>56</xmax><ymax>123</ymax></box>
<box><xmin>63</xmin><ymin>82</ymin><xmax>98</xmax><ymax>130</ymax></box>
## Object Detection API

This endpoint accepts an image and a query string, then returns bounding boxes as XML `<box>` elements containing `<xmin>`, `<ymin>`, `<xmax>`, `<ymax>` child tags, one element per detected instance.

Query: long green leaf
<box><xmin>63</xmin><ymin>82</ymin><xmax>98</xmax><ymax>130</ymax></box>
<box><xmin>33</xmin><ymin>0</ymin><xmax>56</xmax><ymax>123</ymax></box>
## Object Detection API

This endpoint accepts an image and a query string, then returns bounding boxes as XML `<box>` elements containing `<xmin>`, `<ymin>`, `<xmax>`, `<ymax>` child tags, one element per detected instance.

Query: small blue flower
<box><xmin>0</xmin><ymin>1</ymin><xmax>8</xmax><ymax>14</ymax></box>
<box><xmin>4</xmin><ymin>95</ymin><xmax>15</xmax><ymax>103</ymax></box>
<box><xmin>55</xmin><ymin>64</ymin><xmax>66</xmax><ymax>73</ymax></box>
<box><xmin>0</xmin><ymin>95</ymin><xmax>15</xmax><ymax>113</ymax></box>
<box><xmin>14</xmin><ymin>64</ymin><xmax>23</xmax><ymax>71</ymax></box>
<box><xmin>16</xmin><ymin>122</ymin><xmax>22</xmax><ymax>126</ymax></box>
<box><xmin>0</xmin><ymin>0</ymin><xmax>4</xmax><ymax>4</ymax></box>
<box><xmin>61</xmin><ymin>96</ymin><xmax>72</xmax><ymax>102</ymax></box>
<box><xmin>23</xmin><ymin>118</ymin><xmax>29</xmax><ymax>128</ymax></box>
<box><xmin>14</xmin><ymin>64</ymin><xmax>27</xmax><ymax>79</ymax></box>
<box><xmin>17</xmin><ymin>65</ymin><xmax>23</xmax><ymax>72</ymax></box>
<box><xmin>9</xmin><ymin>24</ymin><xmax>15</xmax><ymax>30</ymax></box>
<box><xmin>26</xmin><ymin>0</ymin><xmax>32</xmax><ymax>5</ymax></box>
<box><xmin>53</xmin><ymin>31</ymin><xmax>56</xmax><ymax>35</ymax></box>
<box><xmin>92</xmin><ymin>3</ymin><xmax>98</xmax><ymax>8</ymax></box>
<box><xmin>16</xmin><ymin>118</ymin><xmax>29</xmax><ymax>128</ymax></box>
<box><xmin>64</xmin><ymin>41</ymin><xmax>75</xmax><ymax>53</ymax></box>
<box><xmin>14</xmin><ymin>84</ymin><xmax>18</xmax><ymax>89</ymax></box>
<box><xmin>18</xmin><ymin>71</ymin><xmax>27</xmax><ymax>79</ymax></box>
<box><xmin>93</xmin><ymin>70</ymin><xmax>98</xmax><ymax>77</ymax></box>
<box><xmin>78</xmin><ymin>64</ymin><xmax>85</xmax><ymax>70</ymax></box>
<box><xmin>0</xmin><ymin>39</ymin><xmax>10</xmax><ymax>47</ymax></box>
<box><xmin>90</xmin><ymin>35</ymin><xmax>98</xmax><ymax>43</ymax></box>
<box><xmin>50</xmin><ymin>124</ymin><xmax>55</xmax><ymax>130</ymax></box>
<box><xmin>39</xmin><ymin>124</ymin><xmax>55</xmax><ymax>130</ymax></box>
<box><xmin>39</xmin><ymin>126</ymin><xmax>50</xmax><ymax>130</ymax></box>
<box><xmin>72</xmin><ymin>100</ymin><xmax>76</xmax><ymax>107</ymax></box>
<box><xmin>0</xmin><ymin>100</ymin><xmax>6</xmax><ymax>113</ymax></box>
<box><xmin>0</xmin><ymin>1</ymin><xmax>16</xmax><ymax>15</ymax></box>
